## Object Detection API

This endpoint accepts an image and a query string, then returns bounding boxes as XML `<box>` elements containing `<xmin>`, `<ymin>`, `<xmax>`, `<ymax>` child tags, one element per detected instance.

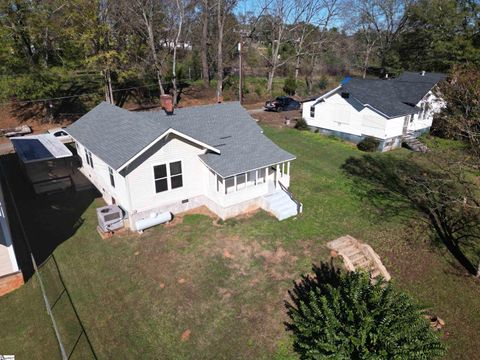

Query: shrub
<box><xmin>283</xmin><ymin>77</ymin><xmax>297</xmax><ymax>95</ymax></box>
<box><xmin>295</xmin><ymin>118</ymin><xmax>309</xmax><ymax>130</ymax></box>
<box><xmin>285</xmin><ymin>263</ymin><xmax>446</xmax><ymax>360</ymax></box>
<box><xmin>317</xmin><ymin>76</ymin><xmax>328</xmax><ymax>90</ymax></box>
<box><xmin>357</xmin><ymin>136</ymin><xmax>380</xmax><ymax>152</ymax></box>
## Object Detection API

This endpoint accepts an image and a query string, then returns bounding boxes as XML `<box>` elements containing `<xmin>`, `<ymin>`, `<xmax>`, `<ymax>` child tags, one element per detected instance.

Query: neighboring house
<box><xmin>302</xmin><ymin>71</ymin><xmax>446</xmax><ymax>151</ymax></box>
<box><xmin>0</xmin><ymin>173</ymin><xmax>23</xmax><ymax>296</ymax></box>
<box><xmin>66</xmin><ymin>101</ymin><xmax>301</xmax><ymax>231</ymax></box>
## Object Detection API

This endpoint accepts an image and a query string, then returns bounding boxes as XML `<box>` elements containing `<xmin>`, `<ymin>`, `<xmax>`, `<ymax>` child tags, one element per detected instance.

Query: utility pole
<box><xmin>238</xmin><ymin>40</ymin><xmax>242</xmax><ymax>104</ymax></box>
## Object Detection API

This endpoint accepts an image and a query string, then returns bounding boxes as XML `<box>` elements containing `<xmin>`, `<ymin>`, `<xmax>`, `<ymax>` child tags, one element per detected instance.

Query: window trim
<box><xmin>108</xmin><ymin>167</ymin><xmax>115</xmax><ymax>188</ymax></box>
<box><xmin>152</xmin><ymin>160</ymin><xmax>184</xmax><ymax>194</ymax></box>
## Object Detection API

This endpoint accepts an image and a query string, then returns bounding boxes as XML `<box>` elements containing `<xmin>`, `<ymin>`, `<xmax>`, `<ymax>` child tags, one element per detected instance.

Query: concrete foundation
<box><xmin>128</xmin><ymin>195</ymin><xmax>265</xmax><ymax>231</ymax></box>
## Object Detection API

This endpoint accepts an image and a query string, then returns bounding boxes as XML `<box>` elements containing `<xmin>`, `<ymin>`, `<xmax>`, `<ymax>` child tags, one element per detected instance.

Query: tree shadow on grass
<box><xmin>341</xmin><ymin>153</ymin><xmax>479</xmax><ymax>276</ymax></box>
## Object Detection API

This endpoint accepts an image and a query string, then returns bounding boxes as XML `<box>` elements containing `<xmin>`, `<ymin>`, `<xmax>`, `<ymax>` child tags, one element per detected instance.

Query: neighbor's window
<box><xmin>109</xmin><ymin>167</ymin><xmax>115</xmax><ymax>188</ymax></box>
<box><xmin>310</xmin><ymin>106</ymin><xmax>315</xmax><ymax>118</ymax></box>
<box><xmin>154</xmin><ymin>164</ymin><xmax>168</xmax><ymax>193</ymax></box>
<box><xmin>170</xmin><ymin>161</ymin><xmax>183</xmax><ymax>189</ymax></box>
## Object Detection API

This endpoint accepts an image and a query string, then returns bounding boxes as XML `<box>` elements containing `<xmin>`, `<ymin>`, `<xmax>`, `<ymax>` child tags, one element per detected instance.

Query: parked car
<box><xmin>264</xmin><ymin>96</ymin><xmax>301</xmax><ymax>112</ymax></box>
<box><xmin>47</xmin><ymin>127</ymin><xmax>73</xmax><ymax>143</ymax></box>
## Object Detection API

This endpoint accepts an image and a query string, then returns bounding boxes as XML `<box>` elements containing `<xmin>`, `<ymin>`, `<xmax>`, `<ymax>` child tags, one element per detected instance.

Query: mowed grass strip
<box><xmin>0</xmin><ymin>126</ymin><xmax>479</xmax><ymax>359</ymax></box>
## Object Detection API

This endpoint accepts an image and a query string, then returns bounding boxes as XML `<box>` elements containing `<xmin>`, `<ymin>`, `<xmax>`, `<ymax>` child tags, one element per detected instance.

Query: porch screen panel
<box><xmin>225</xmin><ymin>177</ymin><xmax>235</xmax><ymax>194</ymax></box>
<box><xmin>257</xmin><ymin>168</ymin><xmax>266</xmax><ymax>183</ymax></box>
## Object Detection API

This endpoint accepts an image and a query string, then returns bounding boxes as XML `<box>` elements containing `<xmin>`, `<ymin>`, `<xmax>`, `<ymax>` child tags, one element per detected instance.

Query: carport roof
<box><xmin>11</xmin><ymin>134</ymin><xmax>73</xmax><ymax>164</ymax></box>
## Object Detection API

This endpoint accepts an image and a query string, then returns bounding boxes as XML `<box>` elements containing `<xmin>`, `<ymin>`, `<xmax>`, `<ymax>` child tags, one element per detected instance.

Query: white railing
<box><xmin>278</xmin><ymin>181</ymin><xmax>303</xmax><ymax>214</ymax></box>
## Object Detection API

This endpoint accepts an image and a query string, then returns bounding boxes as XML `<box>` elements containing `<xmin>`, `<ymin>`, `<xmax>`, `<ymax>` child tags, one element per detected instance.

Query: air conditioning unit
<box><xmin>97</xmin><ymin>205</ymin><xmax>124</xmax><ymax>232</ymax></box>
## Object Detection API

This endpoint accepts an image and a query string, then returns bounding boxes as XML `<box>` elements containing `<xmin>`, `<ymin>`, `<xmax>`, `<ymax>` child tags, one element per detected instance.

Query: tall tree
<box><xmin>394</xmin><ymin>0</ymin><xmax>480</xmax><ymax>72</ymax></box>
<box><xmin>350</xmin><ymin>0</ymin><xmax>412</xmax><ymax>74</ymax></box>
<box><xmin>215</xmin><ymin>0</ymin><xmax>237</xmax><ymax>102</ymax></box>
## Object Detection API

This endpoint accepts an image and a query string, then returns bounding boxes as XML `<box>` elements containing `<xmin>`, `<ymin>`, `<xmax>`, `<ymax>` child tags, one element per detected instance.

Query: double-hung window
<box><xmin>169</xmin><ymin>161</ymin><xmax>183</xmax><ymax>189</ymax></box>
<box><xmin>109</xmin><ymin>167</ymin><xmax>115</xmax><ymax>188</ymax></box>
<box><xmin>84</xmin><ymin>149</ymin><xmax>93</xmax><ymax>168</ymax></box>
<box><xmin>153</xmin><ymin>161</ymin><xmax>183</xmax><ymax>193</ymax></box>
<box><xmin>310</xmin><ymin>106</ymin><xmax>315</xmax><ymax>118</ymax></box>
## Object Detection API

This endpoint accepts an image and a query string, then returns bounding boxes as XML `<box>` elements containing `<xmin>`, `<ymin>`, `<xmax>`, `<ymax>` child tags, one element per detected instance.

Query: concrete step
<box><xmin>263</xmin><ymin>190</ymin><xmax>300</xmax><ymax>221</ymax></box>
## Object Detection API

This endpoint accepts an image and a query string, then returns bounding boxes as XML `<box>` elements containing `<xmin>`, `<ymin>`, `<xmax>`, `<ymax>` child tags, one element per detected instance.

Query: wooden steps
<box><xmin>327</xmin><ymin>235</ymin><xmax>391</xmax><ymax>283</ymax></box>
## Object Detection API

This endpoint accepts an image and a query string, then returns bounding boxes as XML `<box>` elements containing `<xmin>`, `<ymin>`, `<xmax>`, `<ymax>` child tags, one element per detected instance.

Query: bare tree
<box><xmin>170</xmin><ymin>0</ymin><xmax>187</xmax><ymax>104</ymax></box>
<box><xmin>261</xmin><ymin>0</ymin><xmax>298</xmax><ymax>95</ymax></box>
<box><xmin>216</xmin><ymin>0</ymin><xmax>238</xmax><ymax>102</ymax></box>
<box><xmin>127</xmin><ymin>0</ymin><xmax>167</xmax><ymax>97</ymax></box>
<box><xmin>292</xmin><ymin>0</ymin><xmax>339</xmax><ymax>86</ymax></box>
<box><xmin>200</xmin><ymin>0</ymin><xmax>212</xmax><ymax>87</ymax></box>
<box><xmin>350</xmin><ymin>0</ymin><xmax>412</xmax><ymax>71</ymax></box>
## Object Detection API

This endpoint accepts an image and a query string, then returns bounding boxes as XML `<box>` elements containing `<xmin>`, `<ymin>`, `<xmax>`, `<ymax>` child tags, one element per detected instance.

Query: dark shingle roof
<box><xmin>343</xmin><ymin>79</ymin><xmax>417</xmax><ymax>118</ymax></box>
<box><xmin>340</xmin><ymin>71</ymin><xmax>446</xmax><ymax>118</ymax></box>
<box><xmin>66</xmin><ymin>102</ymin><xmax>295</xmax><ymax>177</ymax></box>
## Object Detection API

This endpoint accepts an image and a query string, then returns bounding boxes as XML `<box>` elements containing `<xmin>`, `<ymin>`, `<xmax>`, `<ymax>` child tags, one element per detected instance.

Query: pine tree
<box><xmin>285</xmin><ymin>263</ymin><xmax>446</xmax><ymax>359</ymax></box>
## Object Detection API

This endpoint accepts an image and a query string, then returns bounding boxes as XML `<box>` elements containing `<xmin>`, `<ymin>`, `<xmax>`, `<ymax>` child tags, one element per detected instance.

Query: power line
<box><xmin>0</xmin><ymin>83</ymin><xmax>162</xmax><ymax>106</ymax></box>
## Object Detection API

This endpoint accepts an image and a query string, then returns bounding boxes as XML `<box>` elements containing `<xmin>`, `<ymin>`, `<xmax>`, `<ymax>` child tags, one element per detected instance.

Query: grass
<box><xmin>0</xmin><ymin>126</ymin><xmax>479</xmax><ymax>359</ymax></box>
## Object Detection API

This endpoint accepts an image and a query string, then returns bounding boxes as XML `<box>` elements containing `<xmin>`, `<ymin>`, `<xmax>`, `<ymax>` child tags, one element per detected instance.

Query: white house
<box><xmin>66</xmin><ymin>101</ymin><xmax>301</xmax><ymax>231</ymax></box>
<box><xmin>302</xmin><ymin>71</ymin><xmax>446</xmax><ymax>151</ymax></box>
<box><xmin>0</xmin><ymin>173</ymin><xmax>23</xmax><ymax>296</ymax></box>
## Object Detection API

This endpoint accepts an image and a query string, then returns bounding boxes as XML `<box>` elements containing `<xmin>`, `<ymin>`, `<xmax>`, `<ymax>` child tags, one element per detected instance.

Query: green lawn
<box><xmin>0</xmin><ymin>127</ymin><xmax>479</xmax><ymax>359</ymax></box>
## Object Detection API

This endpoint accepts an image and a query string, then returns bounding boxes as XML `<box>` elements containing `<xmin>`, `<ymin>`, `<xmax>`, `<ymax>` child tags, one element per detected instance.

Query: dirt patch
<box><xmin>250</xmin><ymin>109</ymin><xmax>302</xmax><ymax>129</ymax></box>
<box><xmin>164</xmin><ymin>206</ymin><xmax>219</xmax><ymax>228</ymax></box>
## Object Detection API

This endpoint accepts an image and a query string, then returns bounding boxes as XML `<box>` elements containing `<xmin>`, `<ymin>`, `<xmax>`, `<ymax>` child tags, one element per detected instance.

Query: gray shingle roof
<box><xmin>340</xmin><ymin>71</ymin><xmax>446</xmax><ymax>118</ymax></box>
<box><xmin>66</xmin><ymin>102</ymin><xmax>295</xmax><ymax>178</ymax></box>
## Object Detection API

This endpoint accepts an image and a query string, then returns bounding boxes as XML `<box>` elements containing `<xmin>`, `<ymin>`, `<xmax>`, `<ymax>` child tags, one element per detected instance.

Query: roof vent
<box><xmin>421</xmin><ymin>70</ymin><xmax>426</xmax><ymax>76</ymax></box>
<box><xmin>160</xmin><ymin>94</ymin><xmax>174</xmax><ymax>115</ymax></box>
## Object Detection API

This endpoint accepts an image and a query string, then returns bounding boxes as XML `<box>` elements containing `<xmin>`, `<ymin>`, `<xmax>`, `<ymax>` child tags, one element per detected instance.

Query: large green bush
<box><xmin>285</xmin><ymin>264</ymin><xmax>446</xmax><ymax>360</ymax></box>
<box><xmin>357</xmin><ymin>136</ymin><xmax>380</xmax><ymax>152</ymax></box>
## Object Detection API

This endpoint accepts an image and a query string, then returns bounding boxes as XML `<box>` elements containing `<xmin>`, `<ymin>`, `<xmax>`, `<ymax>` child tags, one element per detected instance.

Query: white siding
<box><xmin>303</xmin><ymin>93</ymin><xmax>390</xmax><ymax>139</ymax></box>
<box><xmin>126</xmin><ymin>135</ymin><xmax>207</xmax><ymax>213</ymax></box>
<box><xmin>408</xmin><ymin>91</ymin><xmax>445</xmax><ymax>132</ymax></box>
<box><xmin>76</xmin><ymin>141</ymin><xmax>130</xmax><ymax>210</ymax></box>
<box><xmin>304</xmin><ymin>89</ymin><xmax>446</xmax><ymax>139</ymax></box>
<box><xmin>0</xmin><ymin>179</ymin><xmax>19</xmax><ymax>276</ymax></box>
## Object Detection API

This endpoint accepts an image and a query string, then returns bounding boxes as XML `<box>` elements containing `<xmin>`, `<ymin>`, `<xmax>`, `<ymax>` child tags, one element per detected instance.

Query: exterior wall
<box><xmin>0</xmin><ymin>272</ymin><xmax>23</xmax><ymax>297</ymax></box>
<box><xmin>125</xmin><ymin>135</ymin><xmax>207</xmax><ymax>214</ymax></box>
<box><xmin>75</xmin><ymin>141</ymin><xmax>130</xmax><ymax>210</ymax></box>
<box><xmin>408</xmin><ymin>90</ymin><xmax>444</xmax><ymax>133</ymax></box>
<box><xmin>303</xmin><ymin>88</ymin><xmax>445</xmax><ymax>152</ymax></box>
<box><xmin>0</xmin><ymin>177</ymin><xmax>19</xmax><ymax>278</ymax></box>
<box><xmin>303</xmin><ymin>93</ymin><xmax>392</xmax><ymax>140</ymax></box>
<box><xmin>205</xmin><ymin>166</ymin><xmax>288</xmax><ymax>208</ymax></box>
<box><xmin>74</xmin><ymin>135</ymin><xmax>293</xmax><ymax>230</ymax></box>
<box><xmin>0</xmin><ymin>172</ymin><xmax>23</xmax><ymax>296</ymax></box>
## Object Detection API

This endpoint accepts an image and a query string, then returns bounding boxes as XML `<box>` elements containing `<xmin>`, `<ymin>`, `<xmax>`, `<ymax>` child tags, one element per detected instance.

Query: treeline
<box><xmin>0</xmin><ymin>0</ymin><xmax>478</xmax><ymax>115</ymax></box>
